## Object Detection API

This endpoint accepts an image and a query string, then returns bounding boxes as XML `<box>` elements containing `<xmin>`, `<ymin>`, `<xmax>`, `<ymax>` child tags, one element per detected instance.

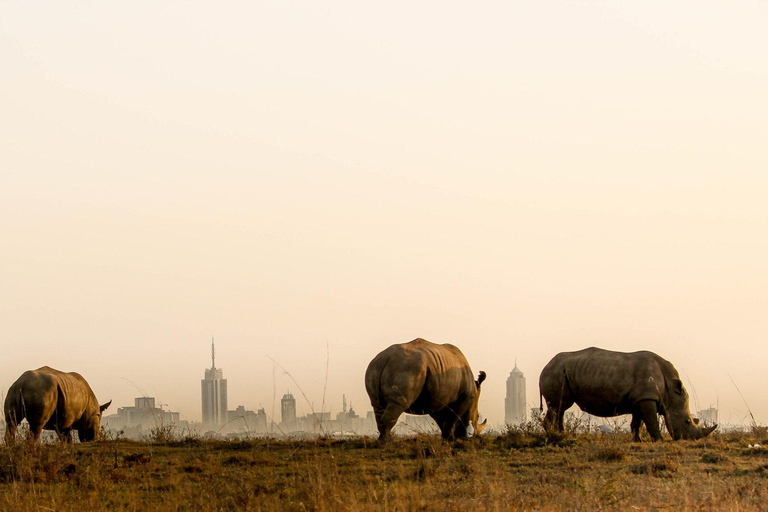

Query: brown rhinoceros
<box><xmin>365</xmin><ymin>338</ymin><xmax>486</xmax><ymax>443</ymax></box>
<box><xmin>4</xmin><ymin>366</ymin><xmax>111</xmax><ymax>443</ymax></box>
<box><xmin>539</xmin><ymin>347</ymin><xmax>716</xmax><ymax>441</ymax></box>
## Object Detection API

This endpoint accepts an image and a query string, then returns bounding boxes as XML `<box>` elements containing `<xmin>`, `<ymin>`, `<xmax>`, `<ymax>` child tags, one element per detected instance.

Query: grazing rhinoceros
<box><xmin>365</xmin><ymin>338</ymin><xmax>486</xmax><ymax>443</ymax></box>
<box><xmin>539</xmin><ymin>347</ymin><xmax>716</xmax><ymax>441</ymax></box>
<box><xmin>4</xmin><ymin>366</ymin><xmax>111</xmax><ymax>443</ymax></box>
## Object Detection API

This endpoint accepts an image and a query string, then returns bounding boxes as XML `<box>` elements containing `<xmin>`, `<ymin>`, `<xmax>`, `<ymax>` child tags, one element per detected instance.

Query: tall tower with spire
<box><xmin>505</xmin><ymin>360</ymin><xmax>527</xmax><ymax>425</ymax></box>
<box><xmin>201</xmin><ymin>337</ymin><xmax>228</xmax><ymax>429</ymax></box>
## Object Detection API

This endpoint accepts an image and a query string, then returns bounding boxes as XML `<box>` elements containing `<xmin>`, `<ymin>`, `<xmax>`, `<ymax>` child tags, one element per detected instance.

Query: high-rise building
<box><xmin>696</xmin><ymin>407</ymin><xmax>718</xmax><ymax>426</ymax></box>
<box><xmin>505</xmin><ymin>362</ymin><xmax>527</xmax><ymax>425</ymax></box>
<box><xmin>201</xmin><ymin>338</ymin><xmax>227</xmax><ymax>429</ymax></box>
<box><xmin>281</xmin><ymin>392</ymin><xmax>296</xmax><ymax>424</ymax></box>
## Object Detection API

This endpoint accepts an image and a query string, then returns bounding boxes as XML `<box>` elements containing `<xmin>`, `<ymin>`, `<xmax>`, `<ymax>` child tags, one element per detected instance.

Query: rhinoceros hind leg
<box><xmin>542</xmin><ymin>406</ymin><xmax>562</xmax><ymax>433</ymax></box>
<box><xmin>4</xmin><ymin>405</ymin><xmax>24</xmax><ymax>444</ymax></box>
<box><xmin>4</xmin><ymin>424</ymin><xmax>17</xmax><ymax>445</ymax></box>
<box><xmin>637</xmin><ymin>400</ymin><xmax>663</xmax><ymax>441</ymax></box>
<box><xmin>630</xmin><ymin>413</ymin><xmax>644</xmax><ymax>442</ymax></box>
<box><xmin>27</xmin><ymin>422</ymin><xmax>44</xmax><ymax>442</ymax></box>
<box><xmin>4</xmin><ymin>416</ymin><xmax>18</xmax><ymax>444</ymax></box>
<box><xmin>376</xmin><ymin>403</ymin><xmax>406</xmax><ymax>443</ymax></box>
<box><xmin>543</xmin><ymin>397</ymin><xmax>573</xmax><ymax>433</ymax></box>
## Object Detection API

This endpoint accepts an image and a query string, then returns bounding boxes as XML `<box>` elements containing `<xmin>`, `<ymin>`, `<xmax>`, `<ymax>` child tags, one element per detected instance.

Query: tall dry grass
<box><xmin>2</xmin><ymin>427</ymin><xmax>768</xmax><ymax>511</ymax></box>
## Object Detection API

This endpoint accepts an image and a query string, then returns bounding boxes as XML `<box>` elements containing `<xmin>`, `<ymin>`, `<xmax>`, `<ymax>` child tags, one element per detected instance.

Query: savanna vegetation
<box><xmin>1</xmin><ymin>424</ymin><xmax>767</xmax><ymax>511</ymax></box>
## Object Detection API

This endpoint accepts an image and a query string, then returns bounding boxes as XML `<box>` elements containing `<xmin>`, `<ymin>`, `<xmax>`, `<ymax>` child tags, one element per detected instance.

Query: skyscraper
<box><xmin>201</xmin><ymin>338</ymin><xmax>227</xmax><ymax>429</ymax></box>
<box><xmin>281</xmin><ymin>392</ymin><xmax>296</xmax><ymax>424</ymax></box>
<box><xmin>505</xmin><ymin>362</ymin><xmax>527</xmax><ymax>425</ymax></box>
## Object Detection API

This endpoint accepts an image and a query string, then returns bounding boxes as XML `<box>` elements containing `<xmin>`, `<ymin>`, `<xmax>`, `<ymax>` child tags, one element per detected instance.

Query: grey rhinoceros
<box><xmin>365</xmin><ymin>338</ymin><xmax>486</xmax><ymax>442</ymax></box>
<box><xmin>4</xmin><ymin>366</ymin><xmax>111</xmax><ymax>443</ymax></box>
<box><xmin>539</xmin><ymin>347</ymin><xmax>716</xmax><ymax>441</ymax></box>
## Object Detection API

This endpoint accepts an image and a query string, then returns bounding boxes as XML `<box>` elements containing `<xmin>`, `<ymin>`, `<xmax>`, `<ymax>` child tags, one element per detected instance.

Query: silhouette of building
<box><xmin>697</xmin><ymin>407</ymin><xmax>718</xmax><ymax>426</ymax></box>
<box><xmin>201</xmin><ymin>338</ymin><xmax>227</xmax><ymax>429</ymax></box>
<box><xmin>226</xmin><ymin>405</ymin><xmax>268</xmax><ymax>433</ymax></box>
<box><xmin>102</xmin><ymin>397</ymin><xmax>188</xmax><ymax>440</ymax></box>
<box><xmin>505</xmin><ymin>362</ymin><xmax>527</xmax><ymax>425</ymax></box>
<box><xmin>277</xmin><ymin>394</ymin><xmax>377</xmax><ymax>436</ymax></box>
<box><xmin>281</xmin><ymin>391</ymin><xmax>296</xmax><ymax>424</ymax></box>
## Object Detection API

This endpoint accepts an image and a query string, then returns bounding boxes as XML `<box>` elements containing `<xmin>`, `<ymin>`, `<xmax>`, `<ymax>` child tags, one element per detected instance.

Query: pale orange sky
<box><xmin>1</xmin><ymin>2</ymin><xmax>767</xmax><ymax>428</ymax></box>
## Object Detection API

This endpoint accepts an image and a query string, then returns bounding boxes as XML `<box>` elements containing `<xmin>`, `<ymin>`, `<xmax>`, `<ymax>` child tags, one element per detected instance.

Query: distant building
<box><xmin>281</xmin><ymin>392</ymin><xmax>297</xmax><ymax>424</ymax></box>
<box><xmin>226</xmin><ymin>405</ymin><xmax>268</xmax><ymax>433</ymax></box>
<box><xmin>272</xmin><ymin>394</ymin><xmax>377</xmax><ymax>437</ymax></box>
<box><xmin>505</xmin><ymin>362</ymin><xmax>527</xmax><ymax>425</ymax></box>
<box><xmin>201</xmin><ymin>338</ymin><xmax>228</xmax><ymax>429</ymax></box>
<box><xmin>697</xmin><ymin>407</ymin><xmax>718</xmax><ymax>426</ymax></box>
<box><xmin>102</xmin><ymin>397</ymin><xmax>188</xmax><ymax>439</ymax></box>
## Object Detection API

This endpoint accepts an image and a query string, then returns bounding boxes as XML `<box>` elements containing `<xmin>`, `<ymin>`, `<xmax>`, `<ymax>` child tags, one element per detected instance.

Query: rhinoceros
<box><xmin>365</xmin><ymin>338</ymin><xmax>486</xmax><ymax>442</ymax></box>
<box><xmin>4</xmin><ymin>366</ymin><xmax>111</xmax><ymax>443</ymax></box>
<box><xmin>539</xmin><ymin>347</ymin><xmax>716</xmax><ymax>441</ymax></box>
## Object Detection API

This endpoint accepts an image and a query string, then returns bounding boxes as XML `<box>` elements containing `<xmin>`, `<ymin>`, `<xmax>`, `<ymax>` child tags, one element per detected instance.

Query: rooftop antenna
<box><xmin>211</xmin><ymin>336</ymin><xmax>216</xmax><ymax>370</ymax></box>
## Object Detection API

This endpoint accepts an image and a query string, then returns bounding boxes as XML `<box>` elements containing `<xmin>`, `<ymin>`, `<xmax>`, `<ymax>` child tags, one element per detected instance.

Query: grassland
<box><xmin>2</xmin><ymin>428</ymin><xmax>768</xmax><ymax>511</ymax></box>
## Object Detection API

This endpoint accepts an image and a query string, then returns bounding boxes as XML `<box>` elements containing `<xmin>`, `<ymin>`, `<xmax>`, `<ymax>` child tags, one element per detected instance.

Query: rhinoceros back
<box><xmin>541</xmin><ymin>347</ymin><xmax>676</xmax><ymax>417</ymax></box>
<box><xmin>5</xmin><ymin>366</ymin><xmax>97</xmax><ymax>432</ymax></box>
<box><xmin>366</xmin><ymin>338</ymin><xmax>475</xmax><ymax>414</ymax></box>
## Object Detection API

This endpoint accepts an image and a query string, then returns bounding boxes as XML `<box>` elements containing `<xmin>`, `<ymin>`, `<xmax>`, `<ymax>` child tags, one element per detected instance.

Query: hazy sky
<box><xmin>2</xmin><ymin>2</ymin><xmax>767</xmax><ymax>429</ymax></box>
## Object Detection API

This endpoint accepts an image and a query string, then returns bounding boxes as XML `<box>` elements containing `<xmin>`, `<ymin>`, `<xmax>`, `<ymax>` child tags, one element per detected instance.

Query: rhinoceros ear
<box><xmin>673</xmin><ymin>379</ymin><xmax>684</xmax><ymax>395</ymax></box>
<box><xmin>476</xmin><ymin>371</ymin><xmax>486</xmax><ymax>388</ymax></box>
<box><xmin>100</xmin><ymin>400</ymin><xmax>112</xmax><ymax>413</ymax></box>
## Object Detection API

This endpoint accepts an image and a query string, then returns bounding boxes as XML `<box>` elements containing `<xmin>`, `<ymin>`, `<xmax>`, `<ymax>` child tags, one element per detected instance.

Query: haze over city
<box><xmin>2</xmin><ymin>2</ymin><xmax>767</xmax><ymax>430</ymax></box>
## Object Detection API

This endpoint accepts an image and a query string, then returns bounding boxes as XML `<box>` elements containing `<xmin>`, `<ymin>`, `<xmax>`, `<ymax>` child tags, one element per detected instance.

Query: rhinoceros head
<box><xmin>79</xmin><ymin>400</ymin><xmax>112</xmax><ymax>442</ymax></box>
<box><xmin>664</xmin><ymin>379</ymin><xmax>716</xmax><ymax>440</ymax></box>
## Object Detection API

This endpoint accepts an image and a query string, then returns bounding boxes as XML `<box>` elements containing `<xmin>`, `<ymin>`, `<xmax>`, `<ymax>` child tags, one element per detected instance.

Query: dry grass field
<box><xmin>2</xmin><ymin>427</ymin><xmax>768</xmax><ymax>511</ymax></box>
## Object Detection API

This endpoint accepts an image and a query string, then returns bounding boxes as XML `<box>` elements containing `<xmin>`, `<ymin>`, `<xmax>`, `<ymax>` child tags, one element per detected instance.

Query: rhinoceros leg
<box><xmin>637</xmin><ymin>400</ymin><xmax>663</xmax><ymax>441</ymax></box>
<box><xmin>4</xmin><ymin>411</ymin><xmax>19</xmax><ymax>444</ymax></box>
<box><xmin>630</xmin><ymin>413</ymin><xmax>644</xmax><ymax>442</ymax></box>
<box><xmin>376</xmin><ymin>403</ymin><xmax>406</xmax><ymax>443</ymax></box>
<box><xmin>4</xmin><ymin>421</ymin><xmax>17</xmax><ymax>444</ymax></box>
<box><xmin>431</xmin><ymin>408</ymin><xmax>460</xmax><ymax>440</ymax></box>
<box><xmin>543</xmin><ymin>407</ymin><xmax>559</xmax><ymax>433</ymax></box>
<box><xmin>27</xmin><ymin>422</ymin><xmax>44</xmax><ymax>442</ymax></box>
<box><xmin>4</xmin><ymin>397</ymin><xmax>25</xmax><ymax>444</ymax></box>
<box><xmin>543</xmin><ymin>397</ymin><xmax>573</xmax><ymax>433</ymax></box>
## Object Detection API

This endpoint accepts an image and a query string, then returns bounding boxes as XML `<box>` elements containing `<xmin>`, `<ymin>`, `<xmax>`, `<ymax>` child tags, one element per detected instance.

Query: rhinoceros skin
<box><xmin>539</xmin><ymin>347</ymin><xmax>716</xmax><ymax>441</ymax></box>
<box><xmin>365</xmin><ymin>338</ymin><xmax>486</xmax><ymax>443</ymax></box>
<box><xmin>4</xmin><ymin>366</ymin><xmax>111</xmax><ymax>443</ymax></box>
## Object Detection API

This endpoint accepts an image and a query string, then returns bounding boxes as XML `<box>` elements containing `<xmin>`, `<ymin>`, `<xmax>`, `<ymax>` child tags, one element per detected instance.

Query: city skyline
<box><xmin>95</xmin><ymin>349</ymin><xmax>725</xmax><ymax>439</ymax></box>
<box><xmin>0</xmin><ymin>336</ymin><xmax>744</xmax><ymax>430</ymax></box>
